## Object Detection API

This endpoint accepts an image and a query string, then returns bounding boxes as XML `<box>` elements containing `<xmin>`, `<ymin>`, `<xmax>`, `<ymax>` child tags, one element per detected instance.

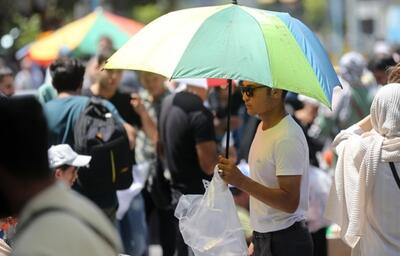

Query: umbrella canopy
<box><xmin>105</xmin><ymin>4</ymin><xmax>340</xmax><ymax>107</ymax></box>
<box><xmin>27</xmin><ymin>9</ymin><xmax>143</xmax><ymax>65</ymax></box>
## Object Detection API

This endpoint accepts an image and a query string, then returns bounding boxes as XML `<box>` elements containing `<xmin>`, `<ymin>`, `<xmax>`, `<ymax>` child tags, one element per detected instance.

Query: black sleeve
<box><xmin>190</xmin><ymin>109</ymin><xmax>216</xmax><ymax>144</ymax></box>
<box><xmin>130</xmin><ymin>109</ymin><xmax>142</xmax><ymax>128</ymax></box>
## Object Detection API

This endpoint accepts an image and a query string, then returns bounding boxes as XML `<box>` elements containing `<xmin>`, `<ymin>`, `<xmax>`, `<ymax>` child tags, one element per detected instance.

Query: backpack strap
<box><xmin>389</xmin><ymin>162</ymin><xmax>400</xmax><ymax>190</ymax></box>
<box><xmin>158</xmin><ymin>94</ymin><xmax>174</xmax><ymax>160</ymax></box>
<box><xmin>15</xmin><ymin>207</ymin><xmax>117</xmax><ymax>252</ymax></box>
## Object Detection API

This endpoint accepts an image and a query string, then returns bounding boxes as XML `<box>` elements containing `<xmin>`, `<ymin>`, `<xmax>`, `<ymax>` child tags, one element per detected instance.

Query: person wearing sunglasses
<box><xmin>218</xmin><ymin>81</ymin><xmax>312</xmax><ymax>256</ymax></box>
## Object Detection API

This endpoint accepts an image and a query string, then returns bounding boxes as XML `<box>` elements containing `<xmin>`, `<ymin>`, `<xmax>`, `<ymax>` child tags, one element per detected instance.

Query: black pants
<box><xmin>253</xmin><ymin>221</ymin><xmax>313</xmax><ymax>256</ymax></box>
<box><xmin>311</xmin><ymin>227</ymin><xmax>327</xmax><ymax>256</ymax></box>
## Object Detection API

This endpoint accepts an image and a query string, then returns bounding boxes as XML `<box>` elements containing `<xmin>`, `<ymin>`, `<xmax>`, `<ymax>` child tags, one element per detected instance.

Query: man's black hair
<box><xmin>0</xmin><ymin>96</ymin><xmax>51</xmax><ymax>180</ymax></box>
<box><xmin>50</xmin><ymin>58</ymin><xmax>85</xmax><ymax>93</ymax></box>
<box><xmin>368</xmin><ymin>54</ymin><xmax>397</xmax><ymax>72</ymax></box>
<box><xmin>281</xmin><ymin>89</ymin><xmax>288</xmax><ymax>100</ymax></box>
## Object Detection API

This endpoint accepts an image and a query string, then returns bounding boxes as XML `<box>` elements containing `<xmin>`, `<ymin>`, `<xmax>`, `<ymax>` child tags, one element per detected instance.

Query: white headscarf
<box><xmin>370</xmin><ymin>84</ymin><xmax>400</xmax><ymax>138</ymax></box>
<box><xmin>326</xmin><ymin>83</ymin><xmax>400</xmax><ymax>248</ymax></box>
<box><xmin>339</xmin><ymin>52</ymin><xmax>366</xmax><ymax>86</ymax></box>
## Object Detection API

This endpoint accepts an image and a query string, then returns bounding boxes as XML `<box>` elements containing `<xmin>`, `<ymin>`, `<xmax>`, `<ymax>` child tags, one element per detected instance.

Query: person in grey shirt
<box><xmin>0</xmin><ymin>96</ymin><xmax>122</xmax><ymax>256</ymax></box>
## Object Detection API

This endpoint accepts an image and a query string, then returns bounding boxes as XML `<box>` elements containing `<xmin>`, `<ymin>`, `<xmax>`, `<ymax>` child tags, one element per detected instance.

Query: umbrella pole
<box><xmin>225</xmin><ymin>79</ymin><xmax>233</xmax><ymax>159</ymax></box>
<box><xmin>225</xmin><ymin>0</ymin><xmax>237</xmax><ymax>159</ymax></box>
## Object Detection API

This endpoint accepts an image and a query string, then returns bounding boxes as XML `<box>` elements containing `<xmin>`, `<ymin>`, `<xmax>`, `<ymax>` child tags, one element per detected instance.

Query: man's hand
<box><xmin>130</xmin><ymin>93</ymin><xmax>146</xmax><ymax>116</ymax></box>
<box><xmin>357</xmin><ymin>114</ymin><xmax>372</xmax><ymax>132</ymax></box>
<box><xmin>248</xmin><ymin>242</ymin><xmax>254</xmax><ymax>256</ymax></box>
<box><xmin>217</xmin><ymin>155</ymin><xmax>246</xmax><ymax>188</ymax></box>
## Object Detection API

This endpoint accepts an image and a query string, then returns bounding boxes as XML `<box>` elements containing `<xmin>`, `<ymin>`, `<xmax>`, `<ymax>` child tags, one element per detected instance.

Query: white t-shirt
<box><xmin>249</xmin><ymin>115</ymin><xmax>309</xmax><ymax>233</ymax></box>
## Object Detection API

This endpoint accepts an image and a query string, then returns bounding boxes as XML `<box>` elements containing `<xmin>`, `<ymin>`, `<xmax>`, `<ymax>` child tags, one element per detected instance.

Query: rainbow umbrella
<box><xmin>27</xmin><ymin>9</ymin><xmax>143</xmax><ymax>65</ymax></box>
<box><xmin>105</xmin><ymin>2</ymin><xmax>340</xmax><ymax>156</ymax></box>
<box><xmin>105</xmin><ymin>3</ymin><xmax>340</xmax><ymax>107</ymax></box>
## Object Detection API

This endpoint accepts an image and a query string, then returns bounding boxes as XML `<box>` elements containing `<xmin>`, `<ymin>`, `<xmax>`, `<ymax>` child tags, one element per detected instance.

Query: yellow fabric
<box><xmin>29</xmin><ymin>13</ymin><xmax>96</xmax><ymax>61</ymax></box>
<box><xmin>104</xmin><ymin>5</ymin><xmax>229</xmax><ymax>76</ymax></box>
<box><xmin>110</xmin><ymin>150</ymin><xmax>116</xmax><ymax>183</ymax></box>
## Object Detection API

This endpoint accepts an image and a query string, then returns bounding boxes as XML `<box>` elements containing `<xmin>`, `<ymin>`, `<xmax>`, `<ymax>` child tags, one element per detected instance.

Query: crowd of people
<box><xmin>0</xmin><ymin>37</ymin><xmax>400</xmax><ymax>256</ymax></box>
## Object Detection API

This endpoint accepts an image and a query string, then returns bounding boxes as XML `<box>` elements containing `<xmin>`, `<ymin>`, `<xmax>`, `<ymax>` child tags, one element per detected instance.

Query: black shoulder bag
<box><xmin>389</xmin><ymin>162</ymin><xmax>400</xmax><ymax>190</ymax></box>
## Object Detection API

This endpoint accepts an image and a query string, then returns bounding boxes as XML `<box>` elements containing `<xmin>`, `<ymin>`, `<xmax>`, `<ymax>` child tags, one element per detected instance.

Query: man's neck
<box><xmin>58</xmin><ymin>91</ymin><xmax>80</xmax><ymax>98</ymax></box>
<box><xmin>90</xmin><ymin>83</ymin><xmax>115</xmax><ymax>99</ymax></box>
<box><xmin>259</xmin><ymin>105</ymin><xmax>287</xmax><ymax>130</ymax></box>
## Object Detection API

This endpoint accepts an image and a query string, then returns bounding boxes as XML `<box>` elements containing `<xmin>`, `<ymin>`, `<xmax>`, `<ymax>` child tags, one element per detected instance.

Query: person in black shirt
<box><xmin>159</xmin><ymin>79</ymin><xmax>218</xmax><ymax>256</ymax></box>
<box><xmin>82</xmin><ymin>51</ymin><xmax>142</xmax><ymax>129</ymax></box>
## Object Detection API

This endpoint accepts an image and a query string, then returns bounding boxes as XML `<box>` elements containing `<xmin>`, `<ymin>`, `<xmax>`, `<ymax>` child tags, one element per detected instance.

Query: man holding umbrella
<box><xmin>218</xmin><ymin>81</ymin><xmax>313</xmax><ymax>256</ymax></box>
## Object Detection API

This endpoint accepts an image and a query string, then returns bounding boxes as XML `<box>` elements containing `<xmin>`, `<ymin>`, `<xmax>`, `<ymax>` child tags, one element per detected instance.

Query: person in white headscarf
<box><xmin>326</xmin><ymin>83</ymin><xmax>400</xmax><ymax>255</ymax></box>
<box><xmin>335</xmin><ymin>52</ymin><xmax>376</xmax><ymax>128</ymax></box>
<box><xmin>316</xmin><ymin>52</ymin><xmax>377</xmax><ymax>142</ymax></box>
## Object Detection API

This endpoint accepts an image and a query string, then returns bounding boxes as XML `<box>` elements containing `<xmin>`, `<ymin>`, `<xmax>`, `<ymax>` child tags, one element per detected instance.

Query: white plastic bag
<box><xmin>116</xmin><ymin>162</ymin><xmax>150</xmax><ymax>220</ymax></box>
<box><xmin>174</xmin><ymin>167</ymin><xmax>248</xmax><ymax>256</ymax></box>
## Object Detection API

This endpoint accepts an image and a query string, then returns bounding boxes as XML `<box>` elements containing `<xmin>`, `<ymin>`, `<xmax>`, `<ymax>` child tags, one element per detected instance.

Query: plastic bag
<box><xmin>116</xmin><ymin>162</ymin><xmax>150</xmax><ymax>220</ymax></box>
<box><xmin>174</xmin><ymin>167</ymin><xmax>247</xmax><ymax>256</ymax></box>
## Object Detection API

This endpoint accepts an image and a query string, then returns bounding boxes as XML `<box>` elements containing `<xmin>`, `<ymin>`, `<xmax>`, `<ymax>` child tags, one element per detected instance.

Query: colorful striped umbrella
<box><xmin>105</xmin><ymin>3</ymin><xmax>340</xmax><ymax>157</ymax></box>
<box><xmin>27</xmin><ymin>9</ymin><xmax>143</xmax><ymax>65</ymax></box>
<box><xmin>105</xmin><ymin>4</ymin><xmax>340</xmax><ymax>107</ymax></box>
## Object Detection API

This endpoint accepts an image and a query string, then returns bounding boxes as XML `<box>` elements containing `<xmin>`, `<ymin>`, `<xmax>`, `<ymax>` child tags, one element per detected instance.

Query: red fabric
<box><xmin>207</xmin><ymin>78</ymin><xmax>229</xmax><ymax>87</ymax></box>
<box><xmin>105</xmin><ymin>12</ymin><xmax>144</xmax><ymax>35</ymax></box>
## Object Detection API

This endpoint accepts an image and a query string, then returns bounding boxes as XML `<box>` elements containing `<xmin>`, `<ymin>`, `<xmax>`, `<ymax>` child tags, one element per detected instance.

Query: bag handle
<box><xmin>389</xmin><ymin>162</ymin><xmax>400</xmax><ymax>190</ymax></box>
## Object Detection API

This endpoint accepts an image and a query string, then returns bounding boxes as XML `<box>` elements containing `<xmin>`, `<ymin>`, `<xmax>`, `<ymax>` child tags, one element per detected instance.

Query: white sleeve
<box><xmin>332</xmin><ymin>124</ymin><xmax>363</xmax><ymax>155</ymax></box>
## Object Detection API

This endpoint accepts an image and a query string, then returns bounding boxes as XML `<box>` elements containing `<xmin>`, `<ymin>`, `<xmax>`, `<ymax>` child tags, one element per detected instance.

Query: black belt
<box><xmin>253</xmin><ymin>220</ymin><xmax>307</xmax><ymax>237</ymax></box>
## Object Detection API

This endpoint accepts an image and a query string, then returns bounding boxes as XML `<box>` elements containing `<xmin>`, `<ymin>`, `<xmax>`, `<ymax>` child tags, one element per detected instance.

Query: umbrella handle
<box><xmin>225</xmin><ymin>79</ymin><xmax>233</xmax><ymax>159</ymax></box>
<box><xmin>226</xmin><ymin>2</ymin><xmax>236</xmax><ymax>159</ymax></box>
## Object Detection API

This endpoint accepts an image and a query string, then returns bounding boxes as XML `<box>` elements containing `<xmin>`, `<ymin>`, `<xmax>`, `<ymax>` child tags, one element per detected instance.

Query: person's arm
<box><xmin>217</xmin><ymin>156</ymin><xmax>301</xmax><ymax>213</ymax></box>
<box><xmin>332</xmin><ymin>114</ymin><xmax>372</xmax><ymax>150</ymax></box>
<box><xmin>357</xmin><ymin>114</ymin><xmax>372</xmax><ymax>132</ymax></box>
<box><xmin>196</xmin><ymin>141</ymin><xmax>218</xmax><ymax>176</ymax></box>
<box><xmin>130</xmin><ymin>95</ymin><xmax>158</xmax><ymax>144</ymax></box>
<box><xmin>123</xmin><ymin>122</ymin><xmax>136</xmax><ymax>150</ymax></box>
<box><xmin>191</xmin><ymin>109</ymin><xmax>218</xmax><ymax>176</ymax></box>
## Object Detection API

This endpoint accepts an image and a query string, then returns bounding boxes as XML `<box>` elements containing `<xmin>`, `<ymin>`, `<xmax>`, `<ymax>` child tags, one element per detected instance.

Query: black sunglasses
<box><xmin>239</xmin><ymin>85</ymin><xmax>265</xmax><ymax>97</ymax></box>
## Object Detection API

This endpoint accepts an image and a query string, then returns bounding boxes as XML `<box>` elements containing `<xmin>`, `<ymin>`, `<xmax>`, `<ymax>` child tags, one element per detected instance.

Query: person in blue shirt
<box><xmin>43</xmin><ymin>58</ymin><xmax>135</xmax><ymax>221</ymax></box>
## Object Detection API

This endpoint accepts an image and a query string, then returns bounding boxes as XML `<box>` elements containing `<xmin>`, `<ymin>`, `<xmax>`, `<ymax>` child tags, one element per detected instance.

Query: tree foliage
<box><xmin>13</xmin><ymin>14</ymin><xmax>41</xmax><ymax>49</ymax></box>
<box><xmin>302</xmin><ymin>0</ymin><xmax>327</xmax><ymax>30</ymax></box>
<box><xmin>132</xmin><ymin>4</ymin><xmax>164</xmax><ymax>24</ymax></box>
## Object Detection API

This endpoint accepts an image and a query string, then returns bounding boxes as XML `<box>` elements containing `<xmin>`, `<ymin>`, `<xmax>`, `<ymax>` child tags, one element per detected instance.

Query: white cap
<box><xmin>173</xmin><ymin>78</ymin><xmax>208</xmax><ymax>89</ymax></box>
<box><xmin>48</xmin><ymin>144</ymin><xmax>92</xmax><ymax>169</ymax></box>
<box><xmin>298</xmin><ymin>95</ymin><xmax>320</xmax><ymax>107</ymax></box>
